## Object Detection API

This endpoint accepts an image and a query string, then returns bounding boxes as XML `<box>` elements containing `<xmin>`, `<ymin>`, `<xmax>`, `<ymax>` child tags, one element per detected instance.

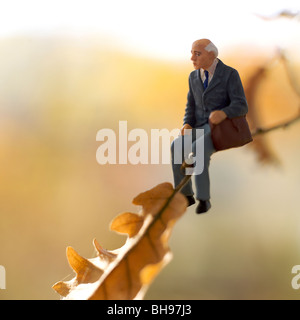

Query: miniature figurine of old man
<box><xmin>171</xmin><ymin>39</ymin><xmax>248</xmax><ymax>214</ymax></box>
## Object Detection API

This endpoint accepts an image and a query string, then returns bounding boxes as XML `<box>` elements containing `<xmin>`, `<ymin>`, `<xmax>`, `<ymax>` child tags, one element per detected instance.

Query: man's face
<box><xmin>191</xmin><ymin>42</ymin><xmax>215</xmax><ymax>70</ymax></box>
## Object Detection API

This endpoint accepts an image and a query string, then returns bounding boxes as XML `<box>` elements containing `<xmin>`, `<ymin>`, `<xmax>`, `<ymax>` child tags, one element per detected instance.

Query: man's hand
<box><xmin>180</xmin><ymin>123</ymin><xmax>193</xmax><ymax>135</ymax></box>
<box><xmin>209</xmin><ymin>110</ymin><xmax>227</xmax><ymax>125</ymax></box>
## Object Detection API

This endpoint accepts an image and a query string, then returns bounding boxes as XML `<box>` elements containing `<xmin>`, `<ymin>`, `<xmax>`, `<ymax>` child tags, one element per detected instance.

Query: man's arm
<box><xmin>183</xmin><ymin>76</ymin><xmax>196</xmax><ymax>128</ymax></box>
<box><xmin>221</xmin><ymin>69</ymin><xmax>248</xmax><ymax>119</ymax></box>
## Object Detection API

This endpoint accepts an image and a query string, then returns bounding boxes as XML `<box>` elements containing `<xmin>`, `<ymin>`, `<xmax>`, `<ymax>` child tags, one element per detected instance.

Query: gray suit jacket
<box><xmin>183</xmin><ymin>59</ymin><xmax>248</xmax><ymax>128</ymax></box>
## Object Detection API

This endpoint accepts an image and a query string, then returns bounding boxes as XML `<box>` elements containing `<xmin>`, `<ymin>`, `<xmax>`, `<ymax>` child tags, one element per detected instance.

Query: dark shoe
<box><xmin>185</xmin><ymin>195</ymin><xmax>196</xmax><ymax>207</ymax></box>
<box><xmin>196</xmin><ymin>200</ymin><xmax>211</xmax><ymax>214</ymax></box>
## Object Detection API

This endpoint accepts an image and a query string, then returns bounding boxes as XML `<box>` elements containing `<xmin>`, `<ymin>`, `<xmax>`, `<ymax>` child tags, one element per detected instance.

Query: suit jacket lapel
<box><xmin>191</xmin><ymin>69</ymin><xmax>204</xmax><ymax>96</ymax></box>
<box><xmin>197</xmin><ymin>69</ymin><xmax>205</xmax><ymax>91</ymax></box>
<box><xmin>190</xmin><ymin>59</ymin><xmax>225</xmax><ymax>97</ymax></box>
<box><xmin>204</xmin><ymin>59</ymin><xmax>224</xmax><ymax>95</ymax></box>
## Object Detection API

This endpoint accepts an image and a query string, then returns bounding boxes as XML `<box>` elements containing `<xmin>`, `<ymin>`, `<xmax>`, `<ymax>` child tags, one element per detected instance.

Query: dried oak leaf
<box><xmin>52</xmin><ymin>182</ymin><xmax>187</xmax><ymax>300</ymax></box>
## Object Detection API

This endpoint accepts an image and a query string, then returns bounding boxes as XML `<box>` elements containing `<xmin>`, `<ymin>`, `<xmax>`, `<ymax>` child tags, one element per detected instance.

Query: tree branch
<box><xmin>250</xmin><ymin>49</ymin><xmax>300</xmax><ymax>137</ymax></box>
<box><xmin>251</xmin><ymin>109</ymin><xmax>300</xmax><ymax>137</ymax></box>
<box><xmin>176</xmin><ymin>107</ymin><xmax>300</xmax><ymax>192</ymax></box>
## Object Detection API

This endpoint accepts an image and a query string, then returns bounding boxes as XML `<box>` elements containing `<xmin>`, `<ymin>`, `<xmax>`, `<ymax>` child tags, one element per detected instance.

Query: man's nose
<box><xmin>191</xmin><ymin>54</ymin><xmax>196</xmax><ymax>61</ymax></box>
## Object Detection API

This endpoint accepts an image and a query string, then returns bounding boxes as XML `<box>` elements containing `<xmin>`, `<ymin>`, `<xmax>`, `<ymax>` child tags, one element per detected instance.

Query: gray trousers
<box><xmin>171</xmin><ymin>123</ymin><xmax>216</xmax><ymax>200</ymax></box>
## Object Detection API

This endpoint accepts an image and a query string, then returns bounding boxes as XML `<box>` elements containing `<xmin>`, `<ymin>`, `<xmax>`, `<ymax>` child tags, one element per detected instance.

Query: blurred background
<box><xmin>1</xmin><ymin>0</ymin><xmax>300</xmax><ymax>300</ymax></box>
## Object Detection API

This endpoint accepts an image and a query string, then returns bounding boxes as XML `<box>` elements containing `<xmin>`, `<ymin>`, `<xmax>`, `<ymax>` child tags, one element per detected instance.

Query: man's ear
<box><xmin>209</xmin><ymin>51</ymin><xmax>216</xmax><ymax>61</ymax></box>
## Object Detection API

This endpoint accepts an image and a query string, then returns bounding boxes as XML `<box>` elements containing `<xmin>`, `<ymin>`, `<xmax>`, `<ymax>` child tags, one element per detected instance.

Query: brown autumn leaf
<box><xmin>245</xmin><ymin>65</ymin><xmax>280</xmax><ymax>165</ymax></box>
<box><xmin>245</xmin><ymin>50</ymin><xmax>300</xmax><ymax>165</ymax></box>
<box><xmin>52</xmin><ymin>182</ymin><xmax>188</xmax><ymax>300</ymax></box>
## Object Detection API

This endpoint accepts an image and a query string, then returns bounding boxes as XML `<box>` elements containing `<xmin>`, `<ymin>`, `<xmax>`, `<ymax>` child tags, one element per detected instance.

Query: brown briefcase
<box><xmin>209</xmin><ymin>116</ymin><xmax>253</xmax><ymax>151</ymax></box>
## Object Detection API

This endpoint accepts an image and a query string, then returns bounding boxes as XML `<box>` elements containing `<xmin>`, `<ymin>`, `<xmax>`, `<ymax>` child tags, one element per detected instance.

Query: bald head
<box><xmin>192</xmin><ymin>39</ymin><xmax>211</xmax><ymax>48</ymax></box>
<box><xmin>193</xmin><ymin>39</ymin><xmax>218</xmax><ymax>57</ymax></box>
<box><xmin>191</xmin><ymin>39</ymin><xmax>218</xmax><ymax>70</ymax></box>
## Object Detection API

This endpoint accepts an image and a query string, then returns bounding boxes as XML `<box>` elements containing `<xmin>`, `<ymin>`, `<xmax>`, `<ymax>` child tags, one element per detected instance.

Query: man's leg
<box><xmin>192</xmin><ymin>123</ymin><xmax>216</xmax><ymax>201</ymax></box>
<box><xmin>170</xmin><ymin>135</ymin><xmax>194</xmax><ymax>197</ymax></box>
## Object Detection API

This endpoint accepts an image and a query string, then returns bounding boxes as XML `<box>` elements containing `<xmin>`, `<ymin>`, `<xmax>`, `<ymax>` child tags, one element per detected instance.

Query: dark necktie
<box><xmin>203</xmin><ymin>70</ymin><xmax>209</xmax><ymax>90</ymax></box>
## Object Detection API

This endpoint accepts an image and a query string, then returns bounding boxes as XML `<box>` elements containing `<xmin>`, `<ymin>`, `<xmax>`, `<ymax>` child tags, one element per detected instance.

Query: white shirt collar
<box><xmin>200</xmin><ymin>58</ymin><xmax>219</xmax><ymax>82</ymax></box>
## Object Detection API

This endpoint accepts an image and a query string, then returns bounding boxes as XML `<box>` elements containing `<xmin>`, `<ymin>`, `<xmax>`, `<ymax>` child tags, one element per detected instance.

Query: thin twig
<box><xmin>174</xmin><ymin>173</ymin><xmax>192</xmax><ymax>193</ymax></box>
<box><xmin>251</xmin><ymin>109</ymin><xmax>300</xmax><ymax>137</ymax></box>
<box><xmin>255</xmin><ymin>10</ymin><xmax>300</xmax><ymax>21</ymax></box>
<box><xmin>175</xmin><ymin>110</ymin><xmax>300</xmax><ymax>189</ymax></box>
